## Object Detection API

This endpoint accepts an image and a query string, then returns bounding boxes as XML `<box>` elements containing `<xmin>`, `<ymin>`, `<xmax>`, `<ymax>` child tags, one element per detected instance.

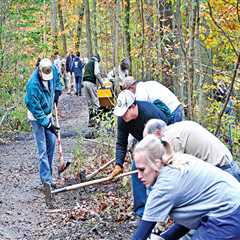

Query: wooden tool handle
<box><xmin>52</xmin><ymin>170</ymin><xmax>137</xmax><ymax>195</ymax></box>
<box><xmin>85</xmin><ymin>159</ymin><xmax>115</xmax><ymax>180</ymax></box>
<box><xmin>54</xmin><ymin>104</ymin><xmax>64</xmax><ymax>166</ymax></box>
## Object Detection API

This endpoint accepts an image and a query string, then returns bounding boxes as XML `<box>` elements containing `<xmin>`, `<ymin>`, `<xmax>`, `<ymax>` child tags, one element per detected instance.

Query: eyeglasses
<box><xmin>40</xmin><ymin>66</ymin><xmax>52</xmax><ymax>75</ymax></box>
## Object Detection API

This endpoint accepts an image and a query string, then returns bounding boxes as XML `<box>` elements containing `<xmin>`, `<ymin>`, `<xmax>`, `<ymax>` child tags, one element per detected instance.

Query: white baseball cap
<box><xmin>113</xmin><ymin>90</ymin><xmax>136</xmax><ymax>117</ymax></box>
<box><xmin>39</xmin><ymin>58</ymin><xmax>53</xmax><ymax>81</ymax></box>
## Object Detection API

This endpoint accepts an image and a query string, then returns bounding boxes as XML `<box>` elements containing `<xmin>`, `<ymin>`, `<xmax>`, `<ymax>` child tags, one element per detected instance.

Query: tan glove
<box><xmin>111</xmin><ymin>165</ymin><xmax>123</xmax><ymax>178</ymax></box>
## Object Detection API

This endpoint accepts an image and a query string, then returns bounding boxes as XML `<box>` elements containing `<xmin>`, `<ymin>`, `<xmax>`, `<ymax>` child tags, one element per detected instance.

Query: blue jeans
<box><xmin>219</xmin><ymin>160</ymin><xmax>240</xmax><ymax>182</ymax></box>
<box><xmin>131</xmin><ymin>160</ymin><xmax>147</xmax><ymax>217</ymax></box>
<box><xmin>31</xmin><ymin>121</ymin><xmax>56</xmax><ymax>185</ymax></box>
<box><xmin>171</xmin><ymin>105</ymin><xmax>184</xmax><ymax>124</ymax></box>
<box><xmin>192</xmin><ymin>207</ymin><xmax>240</xmax><ymax>240</ymax></box>
<box><xmin>75</xmin><ymin>76</ymin><xmax>82</xmax><ymax>95</ymax></box>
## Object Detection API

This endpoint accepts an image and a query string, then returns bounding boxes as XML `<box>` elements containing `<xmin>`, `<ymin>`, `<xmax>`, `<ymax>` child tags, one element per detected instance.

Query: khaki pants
<box><xmin>67</xmin><ymin>72</ymin><xmax>75</xmax><ymax>93</ymax></box>
<box><xmin>83</xmin><ymin>81</ymin><xmax>100</xmax><ymax>111</ymax></box>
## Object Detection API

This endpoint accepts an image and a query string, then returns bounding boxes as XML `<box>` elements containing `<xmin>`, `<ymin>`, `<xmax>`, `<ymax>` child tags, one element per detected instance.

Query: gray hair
<box><xmin>144</xmin><ymin>119</ymin><xmax>167</xmax><ymax>135</ymax></box>
<box><xmin>134</xmin><ymin>134</ymin><xmax>189</xmax><ymax>170</ymax></box>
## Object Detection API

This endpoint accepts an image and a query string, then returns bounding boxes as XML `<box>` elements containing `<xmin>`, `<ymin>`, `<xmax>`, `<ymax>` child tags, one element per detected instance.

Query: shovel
<box><xmin>79</xmin><ymin>158</ymin><xmax>115</xmax><ymax>181</ymax></box>
<box><xmin>54</xmin><ymin>104</ymin><xmax>72</xmax><ymax>175</ymax></box>
<box><xmin>44</xmin><ymin>170</ymin><xmax>137</xmax><ymax>206</ymax></box>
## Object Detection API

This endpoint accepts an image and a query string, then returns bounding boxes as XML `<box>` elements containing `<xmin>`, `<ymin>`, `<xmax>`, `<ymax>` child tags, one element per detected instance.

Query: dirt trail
<box><xmin>0</xmin><ymin>94</ymin><xmax>136</xmax><ymax>240</ymax></box>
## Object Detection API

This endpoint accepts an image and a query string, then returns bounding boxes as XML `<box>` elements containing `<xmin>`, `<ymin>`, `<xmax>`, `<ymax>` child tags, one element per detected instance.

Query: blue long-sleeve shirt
<box><xmin>25</xmin><ymin>65</ymin><xmax>62</xmax><ymax>127</ymax></box>
<box><xmin>115</xmin><ymin>101</ymin><xmax>168</xmax><ymax>166</ymax></box>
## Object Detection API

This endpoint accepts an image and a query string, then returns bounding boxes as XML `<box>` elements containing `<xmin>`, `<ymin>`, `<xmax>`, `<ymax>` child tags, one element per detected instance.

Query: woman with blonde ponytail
<box><xmin>132</xmin><ymin>135</ymin><xmax>240</xmax><ymax>240</ymax></box>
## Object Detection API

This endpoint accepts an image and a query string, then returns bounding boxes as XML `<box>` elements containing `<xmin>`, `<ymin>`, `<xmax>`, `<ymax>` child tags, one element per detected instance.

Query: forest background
<box><xmin>0</xmin><ymin>0</ymin><xmax>239</xmax><ymax>157</ymax></box>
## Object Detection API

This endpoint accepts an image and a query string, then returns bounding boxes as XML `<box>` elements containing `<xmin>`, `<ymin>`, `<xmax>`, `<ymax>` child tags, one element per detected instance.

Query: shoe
<box><xmin>51</xmin><ymin>182</ymin><xmax>57</xmax><ymax>189</ymax></box>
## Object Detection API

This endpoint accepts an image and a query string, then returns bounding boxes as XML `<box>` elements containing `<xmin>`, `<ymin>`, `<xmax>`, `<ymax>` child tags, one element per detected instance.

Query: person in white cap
<box><xmin>25</xmin><ymin>58</ymin><xmax>62</xmax><ymax>191</ymax></box>
<box><xmin>110</xmin><ymin>90</ymin><xmax>169</xmax><ymax>218</ymax></box>
<box><xmin>122</xmin><ymin>76</ymin><xmax>184</xmax><ymax>124</ymax></box>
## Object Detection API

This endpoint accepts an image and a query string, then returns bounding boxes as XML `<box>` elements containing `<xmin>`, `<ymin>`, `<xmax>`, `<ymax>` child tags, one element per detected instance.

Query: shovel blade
<box><xmin>43</xmin><ymin>182</ymin><xmax>54</xmax><ymax>208</ymax></box>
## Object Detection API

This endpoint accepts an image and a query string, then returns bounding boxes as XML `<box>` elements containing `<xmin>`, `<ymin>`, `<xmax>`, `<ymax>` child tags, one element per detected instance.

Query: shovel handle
<box><xmin>52</xmin><ymin>170</ymin><xmax>137</xmax><ymax>195</ymax></box>
<box><xmin>54</xmin><ymin>104</ymin><xmax>64</xmax><ymax>167</ymax></box>
<box><xmin>85</xmin><ymin>159</ymin><xmax>115</xmax><ymax>181</ymax></box>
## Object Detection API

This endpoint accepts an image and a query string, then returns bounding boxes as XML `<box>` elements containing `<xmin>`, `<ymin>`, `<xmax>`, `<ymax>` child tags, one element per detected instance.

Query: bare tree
<box><xmin>136</xmin><ymin>0</ymin><xmax>145</xmax><ymax>80</ymax></box>
<box><xmin>92</xmin><ymin>0</ymin><xmax>98</xmax><ymax>53</ymax></box>
<box><xmin>123</xmin><ymin>0</ymin><xmax>132</xmax><ymax>74</ymax></box>
<box><xmin>50</xmin><ymin>0</ymin><xmax>58</xmax><ymax>50</ymax></box>
<box><xmin>144</xmin><ymin>0</ymin><xmax>154</xmax><ymax>81</ymax></box>
<box><xmin>186</xmin><ymin>0</ymin><xmax>198</xmax><ymax>120</ymax></box>
<box><xmin>85</xmin><ymin>0</ymin><xmax>92</xmax><ymax>58</ymax></box>
<box><xmin>76</xmin><ymin>3</ymin><xmax>85</xmax><ymax>51</ymax></box>
<box><xmin>57</xmin><ymin>0</ymin><xmax>67</xmax><ymax>55</ymax></box>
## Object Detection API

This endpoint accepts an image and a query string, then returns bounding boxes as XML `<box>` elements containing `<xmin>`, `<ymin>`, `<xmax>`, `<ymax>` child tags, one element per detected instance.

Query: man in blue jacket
<box><xmin>71</xmin><ymin>51</ymin><xmax>84</xmax><ymax>96</ymax></box>
<box><xmin>25</xmin><ymin>58</ymin><xmax>62</xmax><ymax>191</ymax></box>
<box><xmin>110</xmin><ymin>90</ymin><xmax>169</xmax><ymax>217</ymax></box>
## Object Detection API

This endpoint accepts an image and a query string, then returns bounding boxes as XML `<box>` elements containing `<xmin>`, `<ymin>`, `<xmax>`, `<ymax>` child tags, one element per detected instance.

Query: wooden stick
<box><xmin>54</xmin><ymin>104</ymin><xmax>65</xmax><ymax>168</ymax></box>
<box><xmin>85</xmin><ymin>159</ymin><xmax>115</xmax><ymax>181</ymax></box>
<box><xmin>51</xmin><ymin>170</ymin><xmax>137</xmax><ymax>195</ymax></box>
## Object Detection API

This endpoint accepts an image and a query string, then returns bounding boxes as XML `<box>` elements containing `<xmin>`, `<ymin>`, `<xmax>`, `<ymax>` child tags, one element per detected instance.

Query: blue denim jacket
<box><xmin>25</xmin><ymin>65</ymin><xmax>62</xmax><ymax>127</ymax></box>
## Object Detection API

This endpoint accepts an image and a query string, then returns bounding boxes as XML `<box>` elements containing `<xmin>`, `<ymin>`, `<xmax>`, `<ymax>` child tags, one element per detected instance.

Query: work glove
<box><xmin>111</xmin><ymin>165</ymin><xmax>123</xmax><ymax>178</ymax></box>
<box><xmin>54</xmin><ymin>90</ymin><xmax>61</xmax><ymax>105</ymax></box>
<box><xmin>47</xmin><ymin>122</ymin><xmax>60</xmax><ymax>137</ymax></box>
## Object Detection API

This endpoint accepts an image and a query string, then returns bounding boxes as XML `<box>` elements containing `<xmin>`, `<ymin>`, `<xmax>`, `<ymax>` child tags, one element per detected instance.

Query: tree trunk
<box><xmin>57</xmin><ymin>0</ymin><xmax>67</xmax><ymax>55</ymax></box>
<box><xmin>195</xmin><ymin>1</ymin><xmax>205</xmax><ymax>118</ymax></box>
<box><xmin>114</xmin><ymin>0</ymin><xmax>120</xmax><ymax>68</ymax></box>
<box><xmin>76</xmin><ymin>3</ymin><xmax>85</xmax><ymax>51</ymax></box>
<box><xmin>50</xmin><ymin>0</ymin><xmax>58</xmax><ymax>50</ymax></box>
<box><xmin>123</xmin><ymin>0</ymin><xmax>132</xmax><ymax>74</ymax></box>
<box><xmin>144</xmin><ymin>0</ymin><xmax>154</xmax><ymax>81</ymax></box>
<box><xmin>85</xmin><ymin>0</ymin><xmax>92</xmax><ymax>58</ymax></box>
<box><xmin>136</xmin><ymin>0</ymin><xmax>145</xmax><ymax>80</ymax></box>
<box><xmin>158</xmin><ymin>0</ymin><xmax>174</xmax><ymax>88</ymax></box>
<box><xmin>174</xmin><ymin>0</ymin><xmax>186</xmax><ymax>102</ymax></box>
<box><xmin>187</xmin><ymin>0</ymin><xmax>197</xmax><ymax>120</ymax></box>
<box><xmin>92</xmin><ymin>0</ymin><xmax>98</xmax><ymax>53</ymax></box>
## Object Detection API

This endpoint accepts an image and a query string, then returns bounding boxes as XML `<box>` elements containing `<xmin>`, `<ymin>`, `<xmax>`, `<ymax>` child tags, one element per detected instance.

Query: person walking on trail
<box><xmin>53</xmin><ymin>51</ymin><xmax>62</xmax><ymax>74</ymax></box>
<box><xmin>25</xmin><ymin>58</ymin><xmax>62</xmax><ymax>190</ymax></box>
<box><xmin>66</xmin><ymin>51</ymin><xmax>75</xmax><ymax>94</ymax></box>
<box><xmin>107</xmin><ymin>58</ymin><xmax>130</xmax><ymax>92</ymax></box>
<box><xmin>71</xmin><ymin>51</ymin><xmax>84</xmax><ymax>96</ymax></box>
<box><xmin>122</xmin><ymin>76</ymin><xmax>184</xmax><ymax>124</ymax></box>
<box><xmin>83</xmin><ymin>53</ymin><xmax>104</xmax><ymax>127</ymax></box>
<box><xmin>61</xmin><ymin>58</ymin><xmax>68</xmax><ymax>91</ymax></box>
<box><xmin>143</xmin><ymin>119</ymin><xmax>240</xmax><ymax>182</ymax></box>
<box><xmin>131</xmin><ymin>135</ymin><xmax>240</xmax><ymax>240</ymax></box>
<box><xmin>110</xmin><ymin>90</ymin><xmax>169</xmax><ymax>218</ymax></box>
